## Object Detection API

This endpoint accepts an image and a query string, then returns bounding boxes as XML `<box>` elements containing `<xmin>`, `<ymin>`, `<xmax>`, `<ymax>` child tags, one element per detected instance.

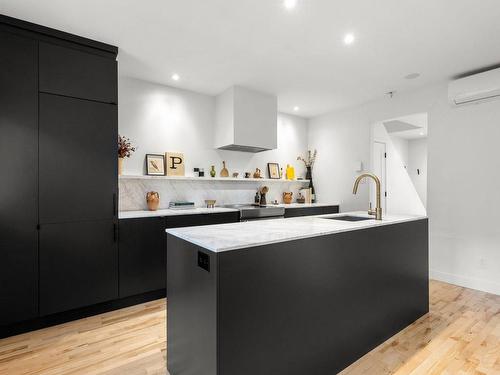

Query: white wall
<box><xmin>307</xmin><ymin>108</ymin><xmax>371</xmax><ymax>212</ymax></box>
<box><xmin>118</xmin><ymin>77</ymin><xmax>309</xmax><ymax>208</ymax></box>
<box><xmin>309</xmin><ymin>83</ymin><xmax>500</xmax><ymax>295</ymax></box>
<box><xmin>408</xmin><ymin>138</ymin><xmax>427</xmax><ymax>207</ymax></box>
<box><xmin>119</xmin><ymin>76</ymin><xmax>307</xmax><ymax>178</ymax></box>
<box><xmin>119</xmin><ymin>76</ymin><xmax>216</xmax><ymax>176</ymax></box>
<box><xmin>390</xmin><ymin>136</ymin><xmax>409</xmax><ymax>168</ymax></box>
<box><xmin>429</xmin><ymin>97</ymin><xmax>500</xmax><ymax>295</ymax></box>
<box><xmin>372</xmin><ymin>122</ymin><xmax>426</xmax><ymax>216</ymax></box>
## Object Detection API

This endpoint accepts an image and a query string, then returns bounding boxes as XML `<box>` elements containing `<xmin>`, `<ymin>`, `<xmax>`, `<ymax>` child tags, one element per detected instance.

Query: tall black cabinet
<box><xmin>0</xmin><ymin>15</ymin><xmax>118</xmax><ymax>326</ymax></box>
<box><xmin>39</xmin><ymin>94</ymin><xmax>117</xmax><ymax>223</ymax></box>
<box><xmin>0</xmin><ymin>28</ymin><xmax>38</xmax><ymax>326</ymax></box>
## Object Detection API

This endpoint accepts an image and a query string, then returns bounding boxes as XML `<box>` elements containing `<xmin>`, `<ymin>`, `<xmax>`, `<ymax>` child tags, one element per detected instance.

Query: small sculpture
<box><xmin>253</xmin><ymin>168</ymin><xmax>262</xmax><ymax>178</ymax></box>
<box><xmin>232</xmin><ymin>172</ymin><xmax>239</xmax><ymax>178</ymax></box>
<box><xmin>296</xmin><ymin>192</ymin><xmax>306</xmax><ymax>204</ymax></box>
<box><xmin>146</xmin><ymin>191</ymin><xmax>160</xmax><ymax>211</ymax></box>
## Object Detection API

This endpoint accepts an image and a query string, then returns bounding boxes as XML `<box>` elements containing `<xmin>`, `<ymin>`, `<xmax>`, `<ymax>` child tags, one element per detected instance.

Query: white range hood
<box><xmin>215</xmin><ymin>86</ymin><xmax>277</xmax><ymax>152</ymax></box>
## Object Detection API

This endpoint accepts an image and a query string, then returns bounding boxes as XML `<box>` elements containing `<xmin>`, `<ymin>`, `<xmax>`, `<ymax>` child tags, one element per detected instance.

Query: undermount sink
<box><xmin>323</xmin><ymin>215</ymin><xmax>374</xmax><ymax>222</ymax></box>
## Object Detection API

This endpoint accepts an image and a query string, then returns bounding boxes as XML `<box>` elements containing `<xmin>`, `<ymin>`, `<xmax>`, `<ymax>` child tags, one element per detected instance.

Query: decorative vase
<box><xmin>220</xmin><ymin>161</ymin><xmax>229</xmax><ymax>177</ymax></box>
<box><xmin>283</xmin><ymin>192</ymin><xmax>293</xmax><ymax>204</ymax></box>
<box><xmin>118</xmin><ymin>157</ymin><xmax>124</xmax><ymax>176</ymax></box>
<box><xmin>210</xmin><ymin>165</ymin><xmax>216</xmax><ymax>177</ymax></box>
<box><xmin>286</xmin><ymin>164</ymin><xmax>295</xmax><ymax>180</ymax></box>
<box><xmin>306</xmin><ymin>166</ymin><xmax>316</xmax><ymax>203</ymax></box>
<box><xmin>146</xmin><ymin>191</ymin><xmax>160</xmax><ymax>211</ymax></box>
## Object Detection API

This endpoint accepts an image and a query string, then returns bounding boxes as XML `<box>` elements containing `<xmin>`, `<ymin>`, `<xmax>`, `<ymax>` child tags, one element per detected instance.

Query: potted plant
<box><xmin>118</xmin><ymin>135</ymin><xmax>136</xmax><ymax>175</ymax></box>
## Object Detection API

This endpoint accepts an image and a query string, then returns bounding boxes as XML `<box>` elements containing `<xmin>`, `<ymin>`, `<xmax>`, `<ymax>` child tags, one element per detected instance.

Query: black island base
<box><xmin>167</xmin><ymin>218</ymin><xmax>428</xmax><ymax>375</ymax></box>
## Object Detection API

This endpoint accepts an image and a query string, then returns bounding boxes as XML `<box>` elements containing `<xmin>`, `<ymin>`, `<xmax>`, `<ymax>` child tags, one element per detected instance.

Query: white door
<box><xmin>372</xmin><ymin>141</ymin><xmax>387</xmax><ymax>212</ymax></box>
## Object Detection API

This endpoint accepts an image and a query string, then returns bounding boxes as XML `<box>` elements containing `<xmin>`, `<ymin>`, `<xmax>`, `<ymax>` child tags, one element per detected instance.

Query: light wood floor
<box><xmin>0</xmin><ymin>280</ymin><xmax>498</xmax><ymax>375</ymax></box>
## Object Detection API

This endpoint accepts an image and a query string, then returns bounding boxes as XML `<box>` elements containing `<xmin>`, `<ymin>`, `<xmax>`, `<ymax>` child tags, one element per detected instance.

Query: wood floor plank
<box><xmin>0</xmin><ymin>280</ymin><xmax>498</xmax><ymax>375</ymax></box>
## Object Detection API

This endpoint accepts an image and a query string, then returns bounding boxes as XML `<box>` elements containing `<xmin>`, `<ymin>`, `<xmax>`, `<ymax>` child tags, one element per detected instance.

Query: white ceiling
<box><xmin>2</xmin><ymin>0</ymin><xmax>500</xmax><ymax>117</ymax></box>
<box><xmin>384</xmin><ymin>113</ymin><xmax>428</xmax><ymax>140</ymax></box>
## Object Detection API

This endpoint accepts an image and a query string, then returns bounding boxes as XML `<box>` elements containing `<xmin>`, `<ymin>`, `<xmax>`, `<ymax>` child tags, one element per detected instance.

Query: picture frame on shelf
<box><xmin>146</xmin><ymin>154</ymin><xmax>166</xmax><ymax>175</ymax></box>
<box><xmin>165</xmin><ymin>152</ymin><xmax>185</xmax><ymax>176</ymax></box>
<box><xmin>267</xmin><ymin>162</ymin><xmax>280</xmax><ymax>179</ymax></box>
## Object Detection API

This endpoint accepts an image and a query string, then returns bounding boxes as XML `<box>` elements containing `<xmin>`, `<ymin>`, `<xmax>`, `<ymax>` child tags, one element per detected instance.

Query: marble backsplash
<box><xmin>119</xmin><ymin>179</ymin><xmax>309</xmax><ymax>211</ymax></box>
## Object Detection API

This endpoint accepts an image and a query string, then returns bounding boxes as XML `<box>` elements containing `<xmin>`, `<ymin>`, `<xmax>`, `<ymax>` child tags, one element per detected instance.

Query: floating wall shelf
<box><xmin>119</xmin><ymin>175</ymin><xmax>310</xmax><ymax>183</ymax></box>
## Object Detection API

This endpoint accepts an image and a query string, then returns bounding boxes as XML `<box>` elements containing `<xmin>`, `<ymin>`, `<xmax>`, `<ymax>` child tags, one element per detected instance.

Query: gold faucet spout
<box><xmin>352</xmin><ymin>173</ymin><xmax>383</xmax><ymax>220</ymax></box>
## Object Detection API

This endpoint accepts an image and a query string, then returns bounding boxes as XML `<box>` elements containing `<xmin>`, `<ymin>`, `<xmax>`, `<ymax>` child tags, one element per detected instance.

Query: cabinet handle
<box><xmin>113</xmin><ymin>193</ymin><xmax>117</xmax><ymax>216</ymax></box>
<box><xmin>113</xmin><ymin>223</ymin><xmax>118</xmax><ymax>242</ymax></box>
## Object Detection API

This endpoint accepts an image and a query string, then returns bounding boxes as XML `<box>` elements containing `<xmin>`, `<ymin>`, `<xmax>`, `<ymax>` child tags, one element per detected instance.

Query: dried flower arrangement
<box><xmin>118</xmin><ymin>135</ymin><xmax>136</xmax><ymax>158</ymax></box>
<box><xmin>297</xmin><ymin>149</ymin><xmax>317</xmax><ymax>169</ymax></box>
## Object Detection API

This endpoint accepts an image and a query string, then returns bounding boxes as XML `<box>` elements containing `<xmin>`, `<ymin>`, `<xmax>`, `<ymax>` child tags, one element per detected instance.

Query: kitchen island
<box><xmin>166</xmin><ymin>212</ymin><xmax>428</xmax><ymax>375</ymax></box>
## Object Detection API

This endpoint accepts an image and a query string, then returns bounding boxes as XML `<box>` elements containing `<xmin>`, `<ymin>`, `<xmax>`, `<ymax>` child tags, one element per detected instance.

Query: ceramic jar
<box><xmin>146</xmin><ymin>191</ymin><xmax>160</xmax><ymax>211</ymax></box>
<box><xmin>283</xmin><ymin>192</ymin><xmax>293</xmax><ymax>204</ymax></box>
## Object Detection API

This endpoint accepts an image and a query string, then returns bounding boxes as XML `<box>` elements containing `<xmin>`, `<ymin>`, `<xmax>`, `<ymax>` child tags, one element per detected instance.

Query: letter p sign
<box><xmin>165</xmin><ymin>152</ymin><xmax>185</xmax><ymax>176</ymax></box>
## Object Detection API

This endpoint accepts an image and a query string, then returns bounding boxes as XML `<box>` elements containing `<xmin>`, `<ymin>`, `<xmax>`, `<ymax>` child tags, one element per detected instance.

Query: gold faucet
<box><xmin>353</xmin><ymin>173</ymin><xmax>383</xmax><ymax>220</ymax></box>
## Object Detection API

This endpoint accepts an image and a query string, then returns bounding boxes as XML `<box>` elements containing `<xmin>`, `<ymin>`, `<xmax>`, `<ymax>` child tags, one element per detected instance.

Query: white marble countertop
<box><xmin>166</xmin><ymin>211</ymin><xmax>427</xmax><ymax>252</ymax></box>
<box><xmin>119</xmin><ymin>207</ymin><xmax>239</xmax><ymax>219</ymax></box>
<box><xmin>119</xmin><ymin>202</ymin><xmax>339</xmax><ymax>219</ymax></box>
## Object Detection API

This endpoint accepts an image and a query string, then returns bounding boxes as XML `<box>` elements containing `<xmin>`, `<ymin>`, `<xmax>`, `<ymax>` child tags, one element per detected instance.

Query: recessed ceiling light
<box><xmin>405</xmin><ymin>73</ymin><xmax>420</xmax><ymax>80</ymax></box>
<box><xmin>344</xmin><ymin>33</ymin><xmax>355</xmax><ymax>45</ymax></box>
<box><xmin>283</xmin><ymin>0</ymin><xmax>297</xmax><ymax>10</ymax></box>
<box><xmin>171</xmin><ymin>73</ymin><xmax>180</xmax><ymax>81</ymax></box>
<box><xmin>293</xmin><ymin>106</ymin><xmax>300</xmax><ymax>111</ymax></box>
<box><xmin>419</xmin><ymin>132</ymin><xmax>424</xmax><ymax>136</ymax></box>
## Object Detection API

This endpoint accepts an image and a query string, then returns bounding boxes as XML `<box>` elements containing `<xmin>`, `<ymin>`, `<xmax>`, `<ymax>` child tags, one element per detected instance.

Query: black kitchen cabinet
<box><xmin>165</xmin><ymin>212</ymin><xmax>240</xmax><ymax>228</ymax></box>
<box><xmin>119</xmin><ymin>217</ymin><xmax>167</xmax><ymax>298</ymax></box>
<box><xmin>118</xmin><ymin>212</ymin><xmax>240</xmax><ymax>298</ymax></box>
<box><xmin>39</xmin><ymin>41</ymin><xmax>118</xmax><ymax>103</ymax></box>
<box><xmin>284</xmin><ymin>205</ymin><xmax>339</xmax><ymax>218</ymax></box>
<box><xmin>39</xmin><ymin>93</ymin><xmax>117</xmax><ymax>224</ymax></box>
<box><xmin>39</xmin><ymin>220</ymin><xmax>119</xmax><ymax>316</ymax></box>
<box><xmin>0</xmin><ymin>14</ymin><xmax>119</xmax><ymax>333</ymax></box>
<box><xmin>0</xmin><ymin>30</ymin><xmax>38</xmax><ymax>325</ymax></box>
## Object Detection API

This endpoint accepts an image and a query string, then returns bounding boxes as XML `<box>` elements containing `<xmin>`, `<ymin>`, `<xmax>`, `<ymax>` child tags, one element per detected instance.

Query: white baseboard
<box><xmin>430</xmin><ymin>269</ymin><xmax>500</xmax><ymax>296</ymax></box>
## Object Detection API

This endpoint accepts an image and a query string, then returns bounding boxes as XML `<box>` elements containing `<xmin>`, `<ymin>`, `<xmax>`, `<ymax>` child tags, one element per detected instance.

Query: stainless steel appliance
<box><xmin>223</xmin><ymin>204</ymin><xmax>285</xmax><ymax>221</ymax></box>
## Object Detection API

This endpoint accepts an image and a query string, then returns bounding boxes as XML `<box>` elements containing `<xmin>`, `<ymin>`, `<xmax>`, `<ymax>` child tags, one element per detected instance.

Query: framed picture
<box><xmin>267</xmin><ymin>162</ymin><xmax>280</xmax><ymax>179</ymax></box>
<box><xmin>165</xmin><ymin>152</ymin><xmax>185</xmax><ymax>176</ymax></box>
<box><xmin>146</xmin><ymin>154</ymin><xmax>165</xmax><ymax>175</ymax></box>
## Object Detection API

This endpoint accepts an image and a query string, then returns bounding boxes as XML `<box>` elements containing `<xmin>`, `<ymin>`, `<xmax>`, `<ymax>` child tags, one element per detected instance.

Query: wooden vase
<box><xmin>118</xmin><ymin>157</ymin><xmax>124</xmax><ymax>176</ymax></box>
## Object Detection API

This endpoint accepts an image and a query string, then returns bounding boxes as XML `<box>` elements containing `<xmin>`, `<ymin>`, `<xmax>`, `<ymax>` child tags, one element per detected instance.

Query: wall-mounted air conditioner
<box><xmin>448</xmin><ymin>67</ymin><xmax>500</xmax><ymax>106</ymax></box>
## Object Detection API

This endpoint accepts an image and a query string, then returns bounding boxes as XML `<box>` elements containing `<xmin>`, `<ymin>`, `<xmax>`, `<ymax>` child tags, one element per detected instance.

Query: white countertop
<box><xmin>166</xmin><ymin>211</ymin><xmax>427</xmax><ymax>252</ymax></box>
<box><xmin>119</xmin><ymin>207</ymin><xmax>239</xmax><ymax>219</ymax></box>
<box><xmin>118</xmin><ymin>202</ymin><xmax>339</xmax><ymax>219</ymax></box>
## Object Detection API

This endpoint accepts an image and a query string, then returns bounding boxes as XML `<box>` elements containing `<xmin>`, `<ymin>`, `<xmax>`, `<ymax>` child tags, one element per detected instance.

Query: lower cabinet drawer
<box><xmin>165</xmin><ymin>212</ymin><xmax>240</xmax><ymax>228</ymax></box>
<box><xmin>39</xmin><ymin>220</ymin><xmax>118</xmax><ymax>316</ymax></box>
<box><xmin>284</xmin><ymin>205</ymin><xmax>339</xmax><ymax>218</ymax></box>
